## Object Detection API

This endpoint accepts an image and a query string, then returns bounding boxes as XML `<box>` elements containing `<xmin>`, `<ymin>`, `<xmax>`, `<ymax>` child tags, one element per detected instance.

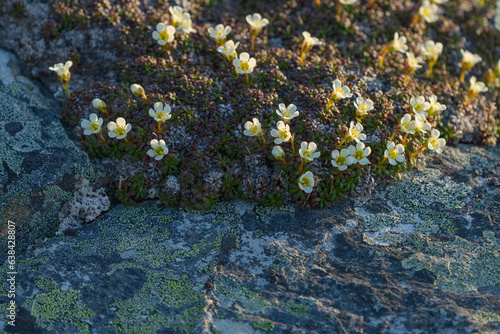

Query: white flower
<box><xmin>330</xmin><ymin>79</ymin><xmax>353</xmax><ymax>101</ymax></box>
<box><xmin>92</xmin><ymin>99</ymin><xmax>106</xmax><ymax>112</ymax></box>
<box><xmin>177</xmin><ymin>13</ymin><xmax>196</xmax><ymax>34</ymax></box>
<box><xmin>147</xmin><ymin>139</ymin><xmax>168</xmax><ymax>160</ymax></box>
<box><xmin>406</xmin><ymin>52</ymin><xmax>424</xmax><ymax>70</ymax></box>
<box><xmin>299</xmin><ymin>142</ymin><xmax>320</xmax><ymax>162</ymax></box>
<box><xmin>331</xmin><ymin>149</ymin><xmax>354</xmax><ymax>171</ymax></box>
<box><xmin>233</xmin><ymin>52</ymin><xmax>256</xmax><ymax>74</ymax></box>
<box><xmin>389</xmin><ymin>32</ymin><xmax>408</xmax><ymax>53</ymax></box>
<box><xmin>347</xmin><ymin>121</ymin><xmax>366</xmax><ymax>143</ymax></box>
<box><xmin>81</xmin><ymin>113</ymin><xmax>103</xmax><ymax>135</ymax></box>
<box><xmin>271</xmin><ymin>121</ymin><xmax>292</xmax><ymax>144</ymax></box>
<box><xmin>347</xmin><ymin>142</ymin><xmax>371</xmax><ymax>165</ymax></box>
<box><xmin>384</xmin><ymin>141</ymin><xmax>405</xmax><ymax>165</ymax></box>
<box><xmin>399</xmin><ymin>114</ymin><xmax>416</xmax><ymax>134</ymax></box>
<box><xmin>217</xmin><ymin>40</ymin><xmax>240</xmax><ymax>58</ymax></box>
<box><xmin>298</xmin><ymin>171</ymin><xmax>315</xmax><ymax>194</ymax></box>
<box><xmin>420</xmin><ymin>40</ymin><xmax>443</xmax><ymax>60</ymax></box>
<box><xmin>427</xmin><ymin>129</ymin><xmax>446</xmax><ymax>153</ymax></box>
<box><xmin>302</xmin><ymin>31</ymin><xmax>323</xmax><ymax>49</ymax></box>
<box><xmin>427</xmin><ymin>95</ymin><xmax>446</xmax><ymax>116</ymax></box>
<box><xmin>49</xmin><ymin>61</ymin><xmax>73</xmax><ymax>80</ymax></box>
<box><xmin>276</xmin><ymin>103</ymin><xmax>299</xmax><ymax>122</ymax></box>
<box><xmin>208</xmin><ymin>24</ymin><xmax>231</xmax><ymax>41</ymax></box>
<box><xmin>468</xmin><ymin>76</ymin><xmax>488</xmax><ymax>95</ymax></box>
<box><xmin>107</xmin><ymin>117</ymin><xmax>131</xmax><ymax>139</ymax></box>
<box><xmin>244</xmin><ymin>118</ymin><xmax>262</xmax><ymax>136</ymax></box>
<box><xmin>272</xmin><ymin>145</ymin><xmax>285</xmax><ymax>160</ymax></box>
<box><xmin>354</xmin><ymin>97</ymin><xmax>374</xmax><ymax>117</ymax></box>
<box><xmin>339</xmin><ymin>0</ymin><xmax>358</xmax><ymax>4</ymax></box>
<box><xmin>459</xmin><ymin>49</ymin><xmax>482</xmax><ymax>70</ymax></box>
<box><xmin>431</xmin><ymin>0</ymin><xmax>448</xmax><ymax>3</ymax></box>
<box><xmin>169</xmin><ymin>6</ymin><xmax>185</xmax><ymax>26</ymax></box>
<box><xmin>149</xmin><ymin>102</ymin><xmax>172</xmax><ymax>122</ymax></box>
<box><xmin>152</xmin><ymin>23</ymin><xmax>176</xmax><ymax>45</ymax></box>
<box><xmin>131</xmin><ymin>84</ymin><xmax>145</xmax><ymax>97</ymax></box>
<box><xmin>419</xmin><ymin>0</ymin><xmax>440</xmax><ymax>23</ymax></box>
<box><xmin>413</xmin><ymin>113</ymin><xmax>431</xmax><ymax>134</ymax></box>
<box><xmin>410</xmin><ymin>96</ymin><xmax>430</xmax><ymax>115</ymax></box>
<box><xmin>246</xmin><ymin>13</ymin><xmax>269</xmax><ymax>31</ymax></box>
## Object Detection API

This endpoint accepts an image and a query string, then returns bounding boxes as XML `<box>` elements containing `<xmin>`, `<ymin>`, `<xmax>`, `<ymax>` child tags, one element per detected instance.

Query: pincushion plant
<box><xmin>58</xmin><ymin>1</ymin><xmax>498</xmax><ymax>210</ymax></box>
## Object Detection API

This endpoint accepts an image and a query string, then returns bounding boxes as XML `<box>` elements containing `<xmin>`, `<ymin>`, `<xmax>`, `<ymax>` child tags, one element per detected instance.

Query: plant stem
<box><xmin>291</xmin><ymin>134</ymin><xmax>295</xmax><ymax>154</ymax></box>
<box><xmin>157</xmin><ymin>122</ymin><xmax>162</xmax><ymax>134</ymax></box>
<box><xmin>260</xmin><ymin>134</ymin><xmax>267</xmax><ymax>145</ymax></box>
<box><xmin>379</xmin><ymin>44</ymin><xmax>389</xmax><ymax>67</ymax></box>
<box><xmin>460</xmin><ymin>70</ymin><xmax>465</xmax><ymax>82</ymax></box>
<box><xmin>245</xmin><ymin>73</ymin><xmax>249</xmax><ymax>84</ymax></box>
<box><xmin>63</xmin><ymin>83</ymin><xmax>71</xmax><ymax>98</ymax></box>
<box><xmin>99</xmin><ymin>132</ymin><xmax>107</xmax><ymax>144</ymax></box>
<box><xmin>299</xmin><ymin>51</ymin><xmax>305</xmax><ymax>64</ymax></box>
<box><xmin>402</xmin><ymin>133</ymin><xmax>409</xmax><ymax>143</ymax></box>
<box><xmin>251</xmin><ymin>34</ymin><xmax>255</xmax><ymax>51</ymax></box>
<box><xmin>390</xmin><ymin>125</ymin><xmax>400</xmax><ymax>140</ymax></box>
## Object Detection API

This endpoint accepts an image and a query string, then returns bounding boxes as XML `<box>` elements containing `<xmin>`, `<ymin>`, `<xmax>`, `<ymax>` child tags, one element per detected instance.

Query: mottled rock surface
<box><xmin>0</xmin><ymin>47</ymin><xmax>98</xmax><ymax>264</ymax></box>
<box><xmin>1</xmin><ymin>144</ymin><xmax>498</xmax><ymax>333</ymax></box>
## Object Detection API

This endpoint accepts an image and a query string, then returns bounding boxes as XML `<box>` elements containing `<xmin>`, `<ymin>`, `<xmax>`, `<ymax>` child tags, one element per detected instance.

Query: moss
<box><xmin>402</xmin><ymin>231</ymin><xmax>500</xmax><ymax>293</ymax></box>
<box><xmin>475</xmin><ymin>311</ymin><xmax>500</xmax><ymax>325</ymax></box>
<box><xmin>253</xmin><ymin>319</ymin><xmax>275</xmax><ymax>331</ymax></box>
<box><xmin>286</xmin><ymin>300</ymin><xmax>309</xmax><ymax>317</ymax></box>
<box><xmin>215</xmin><ymin>275</ymin><xmax>271</xmax><ymax>315</ymax></box>
<box><xmin>25</xmin><ymin>277</ymin><xmax>95</xmax><ymax>333</ymax></box>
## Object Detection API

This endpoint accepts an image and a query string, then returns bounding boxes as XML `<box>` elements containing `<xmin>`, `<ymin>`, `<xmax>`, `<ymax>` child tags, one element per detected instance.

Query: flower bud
<box><xmin>131</xmin><ymin>84</ymin><xmax>146</xmax><ymax>98</ymax></box>
<box><xmin>92</xmin><ymin>98</ymin><xmax>106</xmax><ymax>112</ymax></box>
<box><xmin>272</xmin><ymin>145</ymin><xmax>284</xmax><ymax>160</ymax></box>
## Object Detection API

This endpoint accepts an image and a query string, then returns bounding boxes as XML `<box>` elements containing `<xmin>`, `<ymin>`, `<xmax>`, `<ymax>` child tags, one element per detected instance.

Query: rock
<box><xmin>0</xmin><ymin>47</ymin><xmax>99</xmax><ymax>263</ymax></box>
<box><xmin>2</xmin><ymin>145</ymin><xmax>498</xmax><ymax>333</ymax></box>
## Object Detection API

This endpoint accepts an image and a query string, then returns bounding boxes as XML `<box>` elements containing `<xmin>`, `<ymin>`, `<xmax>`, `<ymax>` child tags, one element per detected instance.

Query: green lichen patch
<box><xmin>402</xmin><ymin>231</ymin><xmax>500</xmax><ymax>293</ymax></box>
<box><xmin>25</xmin><ymin>277</ymin><xmax>95</xmax><ymax>334</ymax></box>
<box><xmin>475</xmin><ymin>310</ymin><xmax>500</xmax><ymax>326</ymax></box>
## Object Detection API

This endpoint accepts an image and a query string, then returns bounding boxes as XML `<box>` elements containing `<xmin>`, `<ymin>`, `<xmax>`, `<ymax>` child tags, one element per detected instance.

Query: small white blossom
<box><xmin>244</xmin><ymin>118</ymin><xmax>262</xmax><ymax>137</ymax></box>
<box><xmin>399</xmin><ymin>114</ymin><xmax>416</xmax><ymax>134</ymax></box>
<box><xmin>147</xmin><ymin>139</ymin><xmax>168</xmax><ymax>160</ymax></box>
<box><xmin>276</xmin><ymin>103</ymin><xmax>299</xmax><ymax>122</ymax></box>
<box><xmin>149</xmin><ymin>102</ymin><xmax>172</xmax><ymax>122</ymax></box>
<box><xmin>298</xmin><ymin>171</ymin><xmax>315</xmax><ymax>193</ymax></box>
<box><xmin>354</xmin><ymin>97</ymin><xmax>374</xmax><ymax>117</ymax></box>
<box><xmin>217</xmin><ymin>40</ymin><xmax>240</xmax><ymax>58</ymax></box>
<box><xmin>49</xmin><ymin>61</ymin><xmax>73</xmax><ymax>81</ymax></box>
<box><xmin>152</xmin><ymin>23</ymin><xmax>176</xmax><ymax>45</ymax></box>
<box><xmin>385</xmin><ymin>141</ymin><xmax>405</xmax><ymax>165</ymax></box>
<box><xmin>410</xmin><ymin>96</ymin><xmax>430</xmax><ymax>115</ymax></box>
<box><xmin>339</xmin><ymin>0</ymin><xmax>358</xmax><ymax>4</ymax></box>
<box><xmin>246</xmin><ymin>13</ymin><xmax>269</xmax><ymax>31</ymax></box>
<box><xmin>413</xmin><ymin>113</ymin><xmax>431</xmax><ymax>134</ymax></box>
<box><xmin>459</xmin><ymin>49</ymin><xmax>482</xmax><ymax>70</ymax></box>
<box><xmin>177</xmin><ymin>13</ymin><xmax>196</xmax><ymax>34</ymax></box>
<box><xmin>468</xmin><ymin>76</ymin><xmax>488</xmax><ymax>95</ymax></box>
<box><xmin>331</xmin><ymin>149</ymin><xmax>354</xmax><ymax>171</ymax></box>
<box><xmin>299</xmin><ymin>142</ymin><xmax>320</xmax><ymax>162</ymax></box>
<box><xmin>330</xmin><ymin>79</ymin><xmax>353</xmax><ymax>101</ymax></box>
<box><xmin>271</xmin><ymin>121</ymin><xmax>292</xmax><ymax>144</ymax></box>
<box><xmin>92</xmin><ymin>99</ymin><xmax>106</xmax><ymax>112</ymax></box>
<box><xmin>431</xmin><ymin>0</ymin><xmax>448</xmax><ymax>3</ymax></box>
<box><xmin>272</xmin><ymin>145</ymin><xmax>284</xmax><ymax>160</ymax></box>
<box><xmin>420</xmin><ymin>40</ymin><xmax>443</xmax><ymax>60</ymax></box>
<box><xmin>347</xmin><ymin>121</ymin><xmax>366</xmax><ymax>143</ymax></box>
<box><xmin>427</xmin><ymin>129</ymin><xmax>446</xmax><ymax>154</ymax></box>
<box><xmin>107</xmin><ymin>117</ymin><xmax>131</xmax><ymax>139</ymax></box>
<box><xmin>81</xmin><ymin>113</ymin><xmax>103</xmax><ymax>135</ymax></box>
<box><xmin>389</xmin><ymin>32</ymin><xmax>408</xmax><ymax>53</ymax></box>
<box><xmin>347</xmin><ymin>142</ymin><xmax>371</xmax><ymax>165</ymax></box>
<box><xmin>419</xmin><ymin>0</ymin><xmax>440</xmax><ymax>23</ymax></box>
<box><xmin>169</xmin><ymin>6</ymin><xmax>185</xmax><ymax>26</ymax></box>
<box><xmin>233</xmin><ymin>52</ymin><xmax>256</xmax><ymax>74</ymax></box>
<box><xmin>208</xmin><ymin>24</ymin><xmax>231</xmax><ymax>42</ymax></box>
<box><xmin>302</xmin><ymin>31</ymin><xmax>323</xmax><ymax>49</ymax></box>
<box><xmin>406</xmin><ymin>52</ymin><xmax>424</xmax><ymax>70</ymax></box>
<box><xmin>427</xmin><ymin>95</ymin><xmax>446</xmax><ymax>116</ymax></box>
